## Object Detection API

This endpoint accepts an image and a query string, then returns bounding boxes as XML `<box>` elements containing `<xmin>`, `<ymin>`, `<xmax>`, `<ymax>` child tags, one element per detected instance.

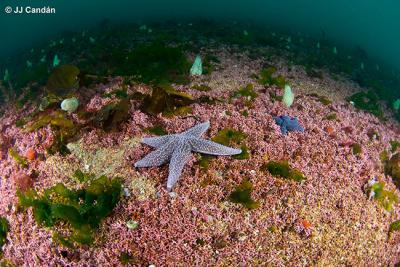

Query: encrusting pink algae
<box><xmin>1</xmin><ymin>46</ymin><xmax>400</xmax><ymax>266</ymax></box>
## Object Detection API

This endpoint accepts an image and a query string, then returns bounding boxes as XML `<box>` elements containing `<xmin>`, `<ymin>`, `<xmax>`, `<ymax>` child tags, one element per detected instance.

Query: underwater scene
<box><xmin>1</xmin><ymin>1</ymin><xmax>400</xmax><ymax>266</ymax></box>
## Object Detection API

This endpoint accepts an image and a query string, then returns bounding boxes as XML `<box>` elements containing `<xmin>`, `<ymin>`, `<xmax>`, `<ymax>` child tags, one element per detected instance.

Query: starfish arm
<box><xmin>189</xmin><ymin>138</ymin><xmax>242</xmax><ymax>156</ymax></box>
<box><xmin>167</xmin><ymin>144</ymin><xmax>192</xmax><ymax>191</ymax></box>
<box><xmin>182</xmin><ymin>121</ymin><xmax>210</xmax><ymax>137</ymax></box>
<box><xmin>141</xmin><ymin>135</ymin><xmax>173</xmax><ymax>148</ymax></box>
<box><xmin>281</xmin><ymin>126</ymin><xmax>288</xmax><ymax>135</ymax></box>
<box><xmin>134</xmin><ymin>141</ymin><xmax>175</xmax><ymax>167</ymax></box>
<box><xmin>273</xmin><ymin>117</ymin><xmax>282</xmax><ymax>125</ymax></box>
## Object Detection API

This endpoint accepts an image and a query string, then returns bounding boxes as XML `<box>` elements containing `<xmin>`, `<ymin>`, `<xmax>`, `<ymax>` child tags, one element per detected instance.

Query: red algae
<box><xmin>0</xmin><ymin>46</ymin><xmax>400</xmax><ymax>266</ymax></box>
<box><xmin>14</xmin><ymin>172</ymin><xmax>33</xmax><ymax>192</ymax></box>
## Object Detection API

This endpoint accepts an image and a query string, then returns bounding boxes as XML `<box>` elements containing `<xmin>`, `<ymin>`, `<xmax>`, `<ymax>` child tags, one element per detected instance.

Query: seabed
<box><xmin>0</xmin><ymin>20</ymin><xmax>400</xmax><ymax>266</ymax></box>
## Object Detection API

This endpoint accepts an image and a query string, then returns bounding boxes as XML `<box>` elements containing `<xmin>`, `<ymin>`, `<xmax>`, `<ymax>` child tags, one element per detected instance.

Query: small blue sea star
<box><xmin>273</xmin><ymin>115</ymin><xmax>304</xmax><ymax>135</ymax></box>
<box><xmin>134</xmin><ymin>121</ymin><xmax>242</xmax><ymax>191</ymax></box>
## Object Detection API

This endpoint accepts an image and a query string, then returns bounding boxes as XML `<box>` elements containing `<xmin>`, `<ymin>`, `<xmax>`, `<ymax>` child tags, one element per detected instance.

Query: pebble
<box><xmin>123</xmin><ymin>187</ymin><xmax>130</xmax><ymax>197</ymax></box>
<box><xmin>168</xmin><ymin>192</ymin><xmax>177</xmax><ymax>199</ymax></box>
<box><xmin>126</xmin><ymin>220</ymin><xmax>139</xmax><ymax>230</ymax></box>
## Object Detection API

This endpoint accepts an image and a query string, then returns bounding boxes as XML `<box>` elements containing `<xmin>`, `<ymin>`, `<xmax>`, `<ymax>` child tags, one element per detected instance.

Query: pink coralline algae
<box><xmin>0</xmin><ymin>48</ymin><xmax>400</xmax><ymax>266</ymax></box>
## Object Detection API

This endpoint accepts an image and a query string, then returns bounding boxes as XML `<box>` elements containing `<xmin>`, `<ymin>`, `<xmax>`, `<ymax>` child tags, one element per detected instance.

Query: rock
<box><xmin>126</xmin><ymin>220</ymin><xmax>139</xmax><ymax>230</ymax></box>
<box><xmin>122</xmin><ymin>187</ymin><xmax>130</xmax><ymax>197</ymax></box>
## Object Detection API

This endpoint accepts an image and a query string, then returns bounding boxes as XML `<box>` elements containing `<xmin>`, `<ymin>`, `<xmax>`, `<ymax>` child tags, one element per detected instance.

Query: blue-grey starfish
<box><xmin>134</xmin><ymin>121</ymin><xmax>242</xmax><ymax>191</ymax></box>
<box><xmin>273</xmin><ymin>115</ymin><xmax>304</xmax><ymax>135</ymax></box>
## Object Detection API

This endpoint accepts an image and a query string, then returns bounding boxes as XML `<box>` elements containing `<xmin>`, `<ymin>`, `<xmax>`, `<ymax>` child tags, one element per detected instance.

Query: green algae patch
<box><xmin>389</xmin><ymin>220</ymin><xmax>400</xmax><ymax>233</ymax></box>
<box><xmin>380</xmin><ymin>150</ymin><xmax>390</xmax><ymax>163</ymax></box>
<box><xmin>72</xmin><ymin>169</ymin><xmax>96</xmax><ymax>183</ymax></box>
<box><xmin>212</xmin><ymin>128</ymin><xmax>246</xmax><ymax>146</ymax></box>
<box><xmin>119</xmin><ymin>252</ymin><xmax>134</xmax><ymax>265</ymax></box>
<box><xmin>351</xmin><ymin>143</ymin><xmax>362</xmax><ymax>155</ymax></box>
<box><xmin>262</xmin><ymin>160</ymin><xmax>306</xmax><ymax>182</ymax></box>
<box><xmin>233</xmin><ymin>144</ymin><xmax>250</xmax><ymax>160</ymax></box>
<box><xmin>213</xmin><ymin>128</ymin><xmax>248</xmax><ymax>159</ymax></box>
<box><xmin>17</xmin><ymin>175</ymin><xmax>122</xmax><ymax>246</ymax></box>
<box><xmin>46</xmin><ymin>65</ymin><xmax>80</xmax><ymax>97</ymax></box>
<box><xmin>141</xmin><ymin>83</ymin><xmax>193</xmax><ymax>117</ymax></box>
<box><xmin>192</xmin><ymin>84</ymin><xmax>212</xmax><ymax>92</ymax></box>
<box><xmin>232</xmin><ymin>83</ymin><xmax>258</xmax><ymax>100</ymax></box>
<box><xmin>8</xmin><ymin>148</ymin><xmax>28</xmax><ymax>168</ymax></box>
<box><xmin>258</xmin><ymin>67</ymin><xmax>286</xmax><ymax>88</ymax></box>
<box><xmin>308</xmin><ymin>93</ymin><xmax>332</xmax><ymax>105</ymax></box>
<box><xmin>347</xmin><ymin>91</ymin><xmax>384</xmax><ymax>119</ymax></box>
<box><xmin>269</xmin><ymin>91</ymin><xmax>283</xmax><ymax>103</ymax></box>
<box><xmin>198</xmin><ymin>155</ymin><xmax>214</xmax><ymax>170</ymax></box>
<box><xmin>198</xmin><ymin>128</ymin><xmax>248</xmax><ymax>169</ymax></box>
<box><xmin>15</xmin><ymin>119</ymin><xmax>26</xmax><ymax>128</ymax></box>
<box><xmin>228</xmin><ymin>179</ymin><xmax>260</xmax><ymax>209</ymax></box>
<box><xmin>390</xmin><ymin>141</ymin><xmax>400</xmax><ymax>153</ymax></box>
<box><xmin>197</xmin><ymin>95</ymin><xmax>220</xmax><ymax>105</ymax></box>
<box><xmin>144</xmin><ymin>125</ymin><xmax>167</xmax><ymax>136</ymax></box>
<box><xmin>323</xmin><ymin>113</ymin><xmax>337</xmax><ymax>121</ymax></box>
<box><xmin>202</xmin><ymin>54</ymin><xmax>219</xmax><ymax>75</ymax></box>
<box><xmin>114</xmin><ymin>42</ymin><xmax>190</xmax><ymax>84</ymax></box>
<box><xmin>0</xmin><ymin>217</ymin><xmax>9</xmax><ymax>255</ymax></box>
<box><xmin>240</xmin><ymin>110</ymin><xmax>249</xmax><ymax>117</ymax></box>
<box><xmin>369</xmin><ymin>182</ymin><xmax>398</xmax><ymax>212</ymax></box>
<box><xmin>16</xmin><ymin>84</ymin><xmax>41</xmax><ymax>108</ymax></box>
<box><xmin>103</xmin><ymin>87</ymin><xmax>129</xmax><ymax>99</ymax></box>
<box><xmin>26</xmin><ymin>110</ymin><xmax>74</xmax><ymax>132</ymax></box>
<box><xmin>318</xmin><ymin>96</ymin><xmax>332</xmax><ymax>105</ymax></box>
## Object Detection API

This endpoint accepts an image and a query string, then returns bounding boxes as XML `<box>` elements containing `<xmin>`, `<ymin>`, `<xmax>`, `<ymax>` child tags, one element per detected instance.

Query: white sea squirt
<box><xmin>61</xmin><ymin>97</ymin><xmax>79</xmax><ymax>113</ymax></box>
<box><xmin>190</xmin><ymin>55</ymin><xmax>202</xmax><ymax>76</ymax></box>
<box><xmin>282</xmin><ymin>84</ymin><xmax>295</xmax><ymax>107</ymax></box>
